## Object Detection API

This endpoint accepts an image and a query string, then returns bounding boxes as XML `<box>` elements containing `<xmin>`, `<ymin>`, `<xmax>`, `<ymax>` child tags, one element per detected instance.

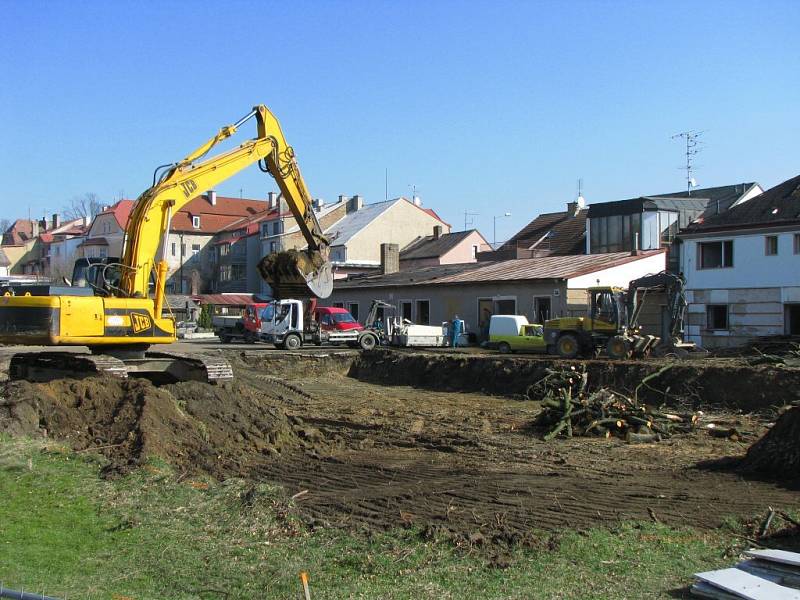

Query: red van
<box><xmin>315</xmin><ymin>306</ymin><xmax>363</xmax><ymax>332</ymax></box>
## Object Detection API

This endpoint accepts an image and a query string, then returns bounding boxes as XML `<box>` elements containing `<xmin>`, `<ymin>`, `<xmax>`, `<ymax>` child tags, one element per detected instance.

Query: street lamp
<box><xmin>493</xmin><ymin>212</ymin><xmax>512</xmax><ymax>247</ymax></box>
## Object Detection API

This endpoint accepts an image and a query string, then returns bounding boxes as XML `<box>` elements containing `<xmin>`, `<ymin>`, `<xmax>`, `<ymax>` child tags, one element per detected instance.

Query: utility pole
<box><xmin>464</xmin><ymin>211</ymin><xmax>479</xmax><ymax>231</ymax></box>
<box><xmin>671</xmin><ymin>130</ymin><xmax>703</xmax><ymax>195</ymax></box>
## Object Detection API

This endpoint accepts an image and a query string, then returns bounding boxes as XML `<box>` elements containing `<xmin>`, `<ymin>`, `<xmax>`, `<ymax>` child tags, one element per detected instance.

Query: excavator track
<box><xmin>8</xmin><ymin>351</ymin><xmax>233</xmax><ymax>384</ymax></box>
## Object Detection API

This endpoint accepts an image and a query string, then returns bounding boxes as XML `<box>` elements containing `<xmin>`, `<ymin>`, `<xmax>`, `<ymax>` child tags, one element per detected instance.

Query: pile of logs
<box><xmin>528</xmin><ymin>365</ymin><xmax>698</xmax><ymax>442</ymax></box>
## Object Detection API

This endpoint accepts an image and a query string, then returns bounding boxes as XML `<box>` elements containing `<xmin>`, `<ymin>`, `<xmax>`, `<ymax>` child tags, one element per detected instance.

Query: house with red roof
<box><xmin>77</xmin><ymin>200</ymin><xmax>135</xmax><ymax>261</ymax></box>
<box><xmin>164</xmin><ymin>191</ymin><xmax>267</xmax><ymax>294</ymax></box>
<box><xmin>2</xmin><ymin>213</ymin><xmax>88</xmax><ymax>276</ymax></box>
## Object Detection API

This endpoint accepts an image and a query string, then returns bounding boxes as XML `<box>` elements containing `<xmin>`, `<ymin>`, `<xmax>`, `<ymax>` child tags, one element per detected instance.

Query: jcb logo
<box><xmin>180</xmin><ymin>179</ymin><xmax>198</xmax><ymax>198</ymax></box>
<box><xmin>130</xmin><ymin>313</ymin><xmax>152</xmax><ymax>334</ymax></box>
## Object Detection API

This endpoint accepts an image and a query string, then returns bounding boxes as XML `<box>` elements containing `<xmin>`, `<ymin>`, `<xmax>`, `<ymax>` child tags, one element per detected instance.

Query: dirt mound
<box><xmin>0</xmin><ymin>377</ymin><xmax>307</xmax><ymax>476</ymax></box>
<box><xmin>741</xmin><ymin>406</ymin><xmax>800</xmax><ymax>478</ymax></box>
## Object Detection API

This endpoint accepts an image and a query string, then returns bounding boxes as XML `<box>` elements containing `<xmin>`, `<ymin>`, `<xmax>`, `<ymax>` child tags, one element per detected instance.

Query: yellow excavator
<box><xmin>0</xmin><ymin>105</ymin><xmax>332</xmax><ymax>382</ymax></box>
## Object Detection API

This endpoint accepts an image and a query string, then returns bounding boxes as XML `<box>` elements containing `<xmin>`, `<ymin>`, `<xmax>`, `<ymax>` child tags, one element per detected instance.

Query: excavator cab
<box><xmin>71</xmin><ymin>258</ymin><xmax>155</xmax><ymax>299</ymax></box>
<box><xmin>587</xmin><ymin>287</ymin><xmax>627</xmax><ymax>333</ymax></box>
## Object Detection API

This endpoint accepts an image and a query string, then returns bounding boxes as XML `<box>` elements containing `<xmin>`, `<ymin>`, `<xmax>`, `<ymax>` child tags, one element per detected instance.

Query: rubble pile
<box><xmin>529</xmin><ymin>365</ymin><xmax>698</xmax><ymax>441</ymax></box>
<box><xmin>740</xmin><ymin>405</ymin><xmax>800</xmax><ymax>477</ymax></box>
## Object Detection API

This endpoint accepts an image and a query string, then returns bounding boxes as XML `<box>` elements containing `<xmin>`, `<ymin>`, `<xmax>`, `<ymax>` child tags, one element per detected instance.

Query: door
<box><xmin>478</xmin><ymin>298</ymin><xmax>493</xmax><ymax>340</ymax></box>
<box><xmin>533</xmin><ymin>297</ymin><xmax>551</xmax><ymax>324</ymax></box>
<box><xmin>518</xmin><ymin>324</ymin><xmax>546</xmax><ymax>352</ymax></box>
<box><xmin>787</xmin><ymin>304</ymin><xmax>800</xmax><ymax>335</ymax></box>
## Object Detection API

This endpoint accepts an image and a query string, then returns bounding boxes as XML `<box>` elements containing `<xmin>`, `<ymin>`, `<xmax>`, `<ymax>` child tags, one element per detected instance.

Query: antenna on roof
<box><xmin>576</xmin><ymin>178</ymin><xmax>585</xmax><ymax>208</ymax></box>
<box><xmin>671</xmin><ymin>130</ymin><xmax>704</xmax><ymax>195</ymax></box>
<box><xmin>464</xmin><ymin>211</ymin><xmax>479</xmax><ymax>231</ymax></box>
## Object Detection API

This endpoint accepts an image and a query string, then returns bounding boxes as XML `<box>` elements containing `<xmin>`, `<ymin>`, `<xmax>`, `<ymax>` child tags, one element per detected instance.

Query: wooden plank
<box><xmin>746</xmin><ymin>550</ymin><xmax>800</xmax><ymax>569</ymax></box>
<box><xmin>695</xmin><ymin>568</ymin><xmax>800</xmax><ymax>600</ymax></box>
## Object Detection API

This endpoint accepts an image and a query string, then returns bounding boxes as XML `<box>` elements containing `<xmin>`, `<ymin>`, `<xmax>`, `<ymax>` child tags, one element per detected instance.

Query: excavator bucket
<box><xmin>258</xmin><ymin>249</ymin><xmax>333</xmax><ymax>299</ymax></box>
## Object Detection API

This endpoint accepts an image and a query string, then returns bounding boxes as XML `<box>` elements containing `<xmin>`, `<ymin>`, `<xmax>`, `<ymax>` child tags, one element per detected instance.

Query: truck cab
<box><xmin>260</xmin><ymin>299</ymin><xmax>378</xmax><ymax>350</ymax></box>
<box><xmin>489</xmin><ymin>315</ymin><xmax>546</xmax><ymax>354</ymax></box>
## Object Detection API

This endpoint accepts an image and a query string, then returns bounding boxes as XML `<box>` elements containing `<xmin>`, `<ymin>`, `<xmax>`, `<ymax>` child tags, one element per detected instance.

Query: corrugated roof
<box><xmin>336</xmin><ymin>250</ymin><xmax>664</xmax><ymax>289</ymax></box>
<box><xmin>192</xmin><ymin>293</ymin><xmax>254</xmax><ymax>306</ymax></box>
<box><xmin>400</xmin><ymin>230</ymin><xmax>476</xmax><ymax>260</ymax></box>
<box><xmin>683</xmin><ymin>174</ymin><xmax>800</xmax><ymax>232</ymax></box>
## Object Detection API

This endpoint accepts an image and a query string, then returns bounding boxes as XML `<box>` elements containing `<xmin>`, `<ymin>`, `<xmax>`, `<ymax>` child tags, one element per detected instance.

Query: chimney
<box><xmin>51</xmin><ymin>213</ymin><xmax>60</xmax><ymax>230</ymax></box>
<box><xmin>207</xmin><ymin>190</ymin><xmax>217</xmax><ymax>206</ymax></box>
<box><xmin>267</xmin><ymin>192</ymin><xmax>278</xmax><ymax>209</ymax></box>
<box><xmin>31</xmin><ymin>220</ymin><xmax>39</xmax><ymax>237</ymax></box>
<box><xmin>313</xmin><ymin>198</ymin><xmax>325</xmax><ymax>211</ymax></box>
<box><xmin>39</xmin><ymin>218</ymin><xmax>47</xmax><ymax>232</ymax></box>
<box><xmin>433</xmin><ymin>225</ymin><xmax>443</xmax><ymax>239</ymax></box>
<box><xmin>380</xmin><ymin>243</ymin><xmax>400</xmax><ymax>275</ymax></box>
<box><xmin>567</xmin><ymin>201</ymin><xmax>579</xmax><ymax>216</ymax></box>
<box><xmin>347</xmin><ymin>195</ymin><xmax>364</xmax><ymax>213</ymax></box>
<box><xmin>338</xmin><ymin>194</ymin><xmax>349</xmax><ymax>204</ymax></box>
<box><xmin>82</xmin><ymin>215</ymin><xmax>90</xmax><ymax>227</ymax></box>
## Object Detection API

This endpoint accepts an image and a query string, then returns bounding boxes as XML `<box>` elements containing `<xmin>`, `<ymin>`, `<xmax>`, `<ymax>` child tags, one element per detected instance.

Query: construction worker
<box><xmin>450</xmin><ymin>314</ymin><xmax>464</xmax><ymax>348</ymax></box>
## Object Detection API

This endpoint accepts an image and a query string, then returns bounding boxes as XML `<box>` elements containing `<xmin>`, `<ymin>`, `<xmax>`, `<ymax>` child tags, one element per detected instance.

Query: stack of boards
<box><xmin>692</xmin><ymin>549</ymin><xmax>800</xmax><ymax>599</ymax></box>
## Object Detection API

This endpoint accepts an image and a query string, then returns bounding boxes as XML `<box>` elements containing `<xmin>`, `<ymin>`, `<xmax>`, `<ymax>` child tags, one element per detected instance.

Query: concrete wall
<box><xmin>325</xmin><ymin>280</ymin><xmax>570</xmax><ymax>340</ymax></box>
<box><xmin>164</xmin><ymin>232</ymin><xmax>214</xmax><ymax>294</ymax></box>
<box><xmin>681</xmin><ymin>228</ymin><xmax>800</xmax><ymax>348</ymax></box>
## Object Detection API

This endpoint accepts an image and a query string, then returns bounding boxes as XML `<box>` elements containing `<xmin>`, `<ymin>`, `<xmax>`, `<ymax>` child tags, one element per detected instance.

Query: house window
<box><xmin>192</xmin><ymin>244</ymin><xmax>201</xmax><ymax>256</ymax></box>
<box><xmin>348</xmin><ymin>302</ymin><xmax>359</xmax><ymax>321</ymax></box>
<box><xmin>269</xmin><ymin>241</ymin><xmax>277</xmax><ymax>253</ymax></box>
<box><xmin>795</xmin><ymin>234</ymin><xmax>800</xmax><ymax>255</ymax></box>
<box><xmin>232</xmin><ymin>264</ymin><xmax>246</xmax><ymax>280</ymax></box>
<box><xmin>472</xmin><ymin>245</ymin><xmax>478</xmax><ymax>259</ymax></box>
<box><xmin>261</xmin><ymin>223</ymin><xmax>270</xmax><ymax>237</ymax></box>
<box><xmin>415</xmin><ymin>300</ymin><xmax>430</xmax><ymax>325</ymax></box>
<box><xmin>400</xmin><ymin>301</ymin><xmax>412</xmax><ymax>321</ymax></box>
<box><xmin>699</xmin><ymin>240</ymin><xmax>733</xmax><ymax>269</ymax></box>
<box><xmin>181</xmin><ymin>243</ymin><xmax>186</xmax><ymax>257</ymax></box>
<box><xmin>706</xmin><ymin>305</ymin><xmax>729</xmax><ymax>330</ymax></box>
<box><xmin>272</xmin><ymin>221</ymin><xmax>283</xmax><ymax>235</ymax></box>
<box><xmin>171</xmin><ymin>242</ymin><xmax>176</xmax><ymax>257</ymax></box>
<box><xmin>765</xmin><ymin>235</ymin><xmax>778</xmax><ymax>256</ymax></box>
<box><xmin>220</xmin><ymin>243</ymin><xmax>230</xmax><ymax>256</ymax></box>
<box><xmin>192</xmin><ymin>216</ymin><xmax>201</xmax><ymax>229</ymax></box>
<box><xmin>219</xmin><ymin>265</ymin><xmax>232</xmax><ymax>281</ymax></box>
<box><xmin>332</xmin><ymin>302</ymin><xmax>345</xmax><ymax>309</ymax></box>
<box><xmin>98</xmin><ymin>247</ymin><xmax>107</xmax><ymax>258</ymax></box>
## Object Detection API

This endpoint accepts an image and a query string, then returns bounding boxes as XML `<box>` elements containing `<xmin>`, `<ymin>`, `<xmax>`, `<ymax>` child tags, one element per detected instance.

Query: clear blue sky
<box><xmin>1</xmin><ymin>0</ymin><xmax>798</xmax><ymax>243</ymax></box>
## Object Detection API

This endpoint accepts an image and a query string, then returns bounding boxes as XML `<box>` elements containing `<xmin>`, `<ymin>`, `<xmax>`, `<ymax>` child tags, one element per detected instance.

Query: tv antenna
<box><xmin>464</xmin><ymin>211</ymin><xmax>479</xmax><ymax>231</ymax></box>
<box><xmin>671</xmin><ymin>130</ymin><xmax>704</xmax><ymax>195</ymax></box>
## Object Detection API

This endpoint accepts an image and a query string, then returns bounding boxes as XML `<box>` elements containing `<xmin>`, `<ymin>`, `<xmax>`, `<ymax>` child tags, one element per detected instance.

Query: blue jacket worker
<box><xmin>450</xmin><ymin>315</ymin><xmax>464</xmax><ymax>348</ymax></box>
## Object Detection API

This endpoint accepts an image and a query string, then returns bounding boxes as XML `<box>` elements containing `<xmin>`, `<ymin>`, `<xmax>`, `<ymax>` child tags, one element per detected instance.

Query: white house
<box><xmin>679</xmin><ymin>174</ymin><xmax>800</xmax><ymax>348</ymax></box>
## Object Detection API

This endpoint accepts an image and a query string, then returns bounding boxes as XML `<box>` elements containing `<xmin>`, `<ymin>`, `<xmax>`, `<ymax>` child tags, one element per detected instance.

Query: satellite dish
<box><xmin>689</xmin><ymin>178</ymin><xmax>698</xmax><ymax>188</ymax></box>
<box><xmin>577</xmin><ymin>195</ymin><xmax>586</xmax><ymax>208</ymax></box>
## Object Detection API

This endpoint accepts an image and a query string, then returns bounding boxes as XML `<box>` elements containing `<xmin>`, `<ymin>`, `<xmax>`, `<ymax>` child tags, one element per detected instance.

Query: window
<box><xmin>192</xmin><ymin>216</ymin><xmax>201</xmax><ymax>229</ymax></box>
<box><xmin>795</xmin><ymin>234</ymin><xmax>800</xmax><ymax>255</ymax></box>
<box><xmin>272</xmin><ymin>221</ymin><xmax>283</xmax><ymax>235</ymax></box>
<box><xmin>192</xmin><ymin>244</ymin><xmax>201</xmax><ymax>257</ymax></box>
<box><xmin>232</xmin><ymin>264</ymin><xmax>246</xmax><ymax>280</ymax></box>
<box><xmin>472</xmin><ymin>245</ymin><xmax>478</xmax><ymax>259</ymax></box>
<box><xmin>261</xmin><ymin>223</ymin><xmax>270</xmax><ymax>237</ymax></box>
<box><xmin>699</xmin><ymin>240</ymin><xmax>733</xmax><ymax>269</ymax></box>
<box><xmin>220</xmin><ymin>243</ymin><xmax>230</xmax><ymax>256</ymax></box>
<box><xmin>171</xmin><ymin>242</ymin><xmax>176</xmax><ymax>257</ymax></box>
<box><xmin>706</xmin><ymin>305</ymin><xmax>729</xmax><ymax>330</ymax></box>
<box><xmin>415</xmin><ymin>300</ymin><xmax>430</xmax><ymax>325</ymax></box>
<box><xmin>269</xmin><ymin>241</ymin><xmax>278</xmax><ymax>253</ymax></box>
<box><xmin>347</xmin><ymin>302</ymin><xmax>359</xmax><ymax>321</ymax></box>
<box><xmin>332</xmin><ymin>302</ymin><xmax>345</xmax><ymax>309</ymax></box>
<box><xmin>400</xmin><ymin>301</ymin><xmax>412</xmax><ymax>321</ymax></box>
<box><xmin>181</xmin><ymin>243</ymin><xmax>186</xmax><ymax>257</ymax></box>
<box><xmin>219</xmin><ymin>265</ymin><xmax>232</xmax><ymax>281</ymax></box>
<box><xmin>98</xmin><ymin>247</ymin><xmax>107</xmax><ymax>258</ymax></box>
<box><xmin>765</xmin><ymin>235</ymin><xmax>778</xmax><ymax>256</ymax></box>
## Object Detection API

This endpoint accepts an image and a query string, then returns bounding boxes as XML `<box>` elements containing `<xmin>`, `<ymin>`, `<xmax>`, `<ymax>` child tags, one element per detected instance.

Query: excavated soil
<box><xmin>3</xmin><ymin>349</ymin><xmax>800</xmax><ymax>550</ymax></box>
<box><xmin>741</xmin><ymin>406</ymin><xmax>800</xmax><ymax>477</ymax></box>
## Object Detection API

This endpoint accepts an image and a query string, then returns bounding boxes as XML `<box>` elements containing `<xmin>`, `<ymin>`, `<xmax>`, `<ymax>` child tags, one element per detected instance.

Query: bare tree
<box><xmin>63</xmin><ymin>193</ymin><xmax>103</xmax><ymax>221</ymax></box>
<box><xmin>0</xmin><ymin>218</ymin><xmax>11</xmax><ymax>233</ymax></box>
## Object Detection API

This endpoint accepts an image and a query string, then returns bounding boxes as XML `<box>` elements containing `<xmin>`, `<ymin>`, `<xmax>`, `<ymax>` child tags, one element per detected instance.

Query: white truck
<box><xmin>260</xmin><ymin>298</ymin><xmax>381</xmax><ymax>350</ymax></box>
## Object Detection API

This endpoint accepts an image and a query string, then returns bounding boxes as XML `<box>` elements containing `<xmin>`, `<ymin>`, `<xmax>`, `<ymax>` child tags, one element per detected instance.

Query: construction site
<box><xmin>3</xmin><ymin>344</ymin><xmax>800</xmax><ymax>571</ymax></box>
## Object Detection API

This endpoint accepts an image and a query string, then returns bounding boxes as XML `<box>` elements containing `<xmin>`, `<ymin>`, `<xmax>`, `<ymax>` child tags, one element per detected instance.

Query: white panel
<box><xmin>695</xmin><ymin>567</ymin><xmax>800</xmax><ymax>599</ymax></box>
<box><xmin>783</xmin><ymin>288</ymin><xmax>800</xmax><ymax>303</ymax></box>
<box><xmin>746</xmin><ymin>549</ymin><xmax>800</xmax><ymax>568</ymax></box>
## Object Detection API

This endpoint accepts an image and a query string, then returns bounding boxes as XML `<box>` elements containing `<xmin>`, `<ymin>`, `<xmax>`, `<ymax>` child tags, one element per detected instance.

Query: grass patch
<box><xmin>1</xmin><ymin>438</ymin><xmax>741</xmax><ymax>599</ymax></box>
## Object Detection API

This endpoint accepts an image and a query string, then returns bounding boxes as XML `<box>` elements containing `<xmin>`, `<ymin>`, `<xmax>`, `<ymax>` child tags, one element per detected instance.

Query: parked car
<box><xmin>488</xmin><ymin>315</ymin><xmax>546</xmax><ymax>354</ymax></box>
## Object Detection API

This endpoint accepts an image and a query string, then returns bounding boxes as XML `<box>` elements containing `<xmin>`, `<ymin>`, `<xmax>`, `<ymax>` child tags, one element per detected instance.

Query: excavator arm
<box><xmin>121</xmin><ymin>105</ymin><xmax>332</xmax><ymax>305</ymax></box>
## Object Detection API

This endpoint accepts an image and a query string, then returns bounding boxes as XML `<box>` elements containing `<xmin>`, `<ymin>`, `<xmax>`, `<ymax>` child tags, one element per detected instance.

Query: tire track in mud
<box><xmin>230</xmin><ymin>370</ymin><xmax>799</xmax><ymax>544</ymax></box>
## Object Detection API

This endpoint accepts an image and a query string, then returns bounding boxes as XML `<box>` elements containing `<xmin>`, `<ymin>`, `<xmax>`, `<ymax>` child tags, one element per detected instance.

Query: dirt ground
<box><xmin>2</xmin><ymin>347</ymin><xmax>799</xmax><ymax>550</ymax></box>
